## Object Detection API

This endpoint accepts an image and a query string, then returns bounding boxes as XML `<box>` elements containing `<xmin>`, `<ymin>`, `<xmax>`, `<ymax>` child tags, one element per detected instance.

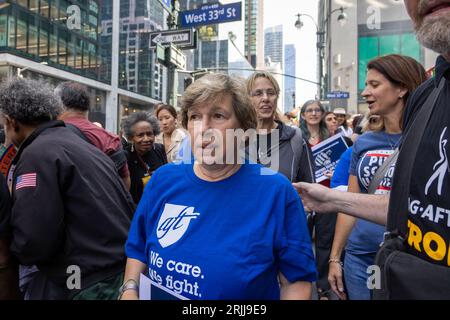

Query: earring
<box><xmin>131</xmin><ymin>143</ymin><xmax>134</xmax><ymax>152</ymax></box>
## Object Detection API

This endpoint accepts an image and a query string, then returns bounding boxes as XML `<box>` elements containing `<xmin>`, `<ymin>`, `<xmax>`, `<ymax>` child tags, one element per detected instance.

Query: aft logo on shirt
<box><xmin>425</xmin><ymin>127</ymin><xmax>448</xmax><ymax>196</ymax></box>
<box><xmin>157</xmin><ymin>204</ymin><xmax>200</xmax><ymax>248</ymax></box>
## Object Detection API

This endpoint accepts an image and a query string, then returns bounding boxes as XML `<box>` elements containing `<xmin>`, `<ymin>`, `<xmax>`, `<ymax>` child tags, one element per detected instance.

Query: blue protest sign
<box><xmin>311</xmin><ymin>134</ymin><xmax>349</xmax><ymax>183</ymax></box>
<box><xmin>180</xmin><ymin>2</ymin><xmax>242</xmax><ymax>28</ymax></box>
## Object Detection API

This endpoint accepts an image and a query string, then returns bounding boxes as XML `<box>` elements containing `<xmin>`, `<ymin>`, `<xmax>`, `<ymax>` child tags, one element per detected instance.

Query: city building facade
<box><xmin>319</xmin><ymin>0</ymin><xmax>438</xmax><ymax>114</ymax></box>
<box><xmin>264</xmin><ymin>25</ymin><xmax>283</xmax><ymax>65</ymax></box>
<box><xmin>0</xmin><ymin>0</ymin><xmax>171</xmax><ymax>133</ymax></box>
<box><xmin>284</xmin><ymin>44</ymin><xmax>296</xmax><ymax>112</ymax></box>
<box><xmin>245</xmin><ymin>0</ymin><xmax>263</xmax><ymax>69</ymax></box>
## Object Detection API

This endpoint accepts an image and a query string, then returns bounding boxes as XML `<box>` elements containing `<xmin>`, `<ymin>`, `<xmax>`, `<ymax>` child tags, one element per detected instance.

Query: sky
<box><xmin>217</xmin><ymin>0</ymin><xmax>319</xmax><ymax>106</ymax></box>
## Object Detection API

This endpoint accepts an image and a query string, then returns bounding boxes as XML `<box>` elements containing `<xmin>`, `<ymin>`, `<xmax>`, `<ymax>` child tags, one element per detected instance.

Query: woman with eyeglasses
<box><xmin>299</xmin><ymin>100</ymin><xmax>330</xmax><ymax>147</ymax></box>
<box><xmin>246</xmin><ymin>71</ymin><xmax>314</xmax><ymax>184</ymax></box>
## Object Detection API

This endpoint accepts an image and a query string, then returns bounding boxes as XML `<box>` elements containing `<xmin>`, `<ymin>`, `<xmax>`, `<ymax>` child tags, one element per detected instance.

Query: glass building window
<box><xmin>8</xmin><ymin>14</ymin><xmax>15</xmax><ymax>48</ymax></box>
<box><xmin>0</xmin><ymin>14</ymin><xmax>7</xmax><ymax>47</ymax></box>
<box><xmin>0</xmin><ymin>0</ymin><xmax>107</xmax><ymax>83</ymax></box>
<box><xmin>16</xmin><ymin>19</ymin><xmax>26</xmax><ymax>51</ymax></box>
<box><xmin>29</xmin><ymin>0</ymin><xmax>39</xmax><ymax>12</ymax></box>
<box><xmin>67</xmin><ymin>36</ymin><xmax>75</xmax><ymax>67</ymax></box>
<box><xmin>48</xmin><ymin>31</ymin><xmax>58</xmax><ymax>63</ymax></box>
<box><xmin>39</xmin><ymin>24</ymin><xmax>48</xmax><ymax>57</ymax></box>
<box><xmin>17</xmin><ymin>0</ymin><xmax>28</xmax><ymax>8</ymax></box>
<box><xmin>27</xmin><ymin>16</ymin><xmax>39</xmax><ymax>55</ymax></box>
<box><xmin>358</xmin><ymin>33</ymin><xmax>421</xmax><ymax>92</ymax></box>
<box><xmin>59</xmin><ymin>33</ymin><xmax>67</xmax><ymax>65</ymax></box>
<box><xmin>40</xmin><ymin>0</ymin><xmax>49</xmax><ymax>19</ymax></box>
<box><xmin>50</xmin><ymin>1</ymin><xmax>59</xmax><ymax>22</ymax></box>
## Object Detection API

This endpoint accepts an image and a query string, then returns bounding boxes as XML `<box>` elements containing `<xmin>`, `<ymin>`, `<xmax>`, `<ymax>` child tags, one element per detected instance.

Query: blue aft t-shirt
<box><xmin>346</xmin><ymin>131</ymin><xmax>401</xmax><ymax>255</ymax></box>
<box><xmin>126</xmin><ymin>162</ymin><xmax>317</xmax><ymax>300</ymax></box>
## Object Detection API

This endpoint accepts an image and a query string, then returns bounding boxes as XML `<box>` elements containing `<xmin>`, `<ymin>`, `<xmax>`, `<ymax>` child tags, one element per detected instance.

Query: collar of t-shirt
<box><xmin>434</xmin><ymin>55</ymin><xmax>450</xmax><ymax>86</ymax></box>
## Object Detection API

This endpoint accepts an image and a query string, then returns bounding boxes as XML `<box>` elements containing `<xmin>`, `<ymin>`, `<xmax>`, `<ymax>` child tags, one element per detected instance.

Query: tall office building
<box><xmin>245</xmin><ymin>0</ymin><xmax>264</xmax><ymax>69</ymax></box>
<box><xmin>264</xmin><ymin>25</ymin><xmax>283</xmax><ymax>65</ymax></box>
<box><xmin>195</xmin><ymin>39</ymin><xmax>228</xmax><ymax>71</ymax></box>
<box><xmin>284</xmin><ymin>44</ymin><xmax>296</xmax><ymax>112</ymax></box>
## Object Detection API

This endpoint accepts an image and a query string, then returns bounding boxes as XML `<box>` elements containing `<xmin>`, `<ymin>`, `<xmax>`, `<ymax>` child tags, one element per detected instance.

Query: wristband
<box><xmin>118</xmin><ymin>279</ymin><xmax>139</xmax><ymax>300</ymax></box>
<box><xmin>328</xmin><ymin>258</ymin><xmax>343</xmax><ymax>267</ymax></box>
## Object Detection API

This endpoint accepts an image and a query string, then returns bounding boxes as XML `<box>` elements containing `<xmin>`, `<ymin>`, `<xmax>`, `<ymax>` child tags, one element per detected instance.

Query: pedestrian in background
<box><xmin>0</xmin><ymin>78</ymin><xmax>134</xmax><ymax>299</ymax></box>
<box><xmin>246</xmin><ymin>71</ymin><xmax>314</xmax><ymax>184</ymax></box>
<box><xmin>123</xmin><ymin>112</ymin><xmax>167</xmax><ymax>205</ymax></box>
<box><xmin>155</xmin><ymin>104</ymin><xmax>187</xmax><ymax>163</ymax></box>
<box><xmin>56</xmin><ymin>81</ymin><xmax>131</xmax><ymax>190</ymax></box>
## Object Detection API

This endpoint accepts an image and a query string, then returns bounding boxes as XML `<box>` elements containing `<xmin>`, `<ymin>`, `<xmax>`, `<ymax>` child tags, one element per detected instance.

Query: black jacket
<box><xmin>9</xmin><ymin>121</ymin><xmax>134</xmax><ymax>286</ymax></box>
<box><xmin>125</xmin><ymin>143</ymin><xmax>167</xmax><ymax>205</ymax></box>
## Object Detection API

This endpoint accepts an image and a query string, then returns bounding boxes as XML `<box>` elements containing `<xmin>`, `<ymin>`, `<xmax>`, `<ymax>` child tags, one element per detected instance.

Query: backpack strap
<box><xmin>386</xmin><ymin>78</ymin><xmax>445</xmax><ymax>238</ymax></box>
<box><xmin>367</xmin><ymin>148</ymin><xmax>399</xmax><ymax>195</ymax></box>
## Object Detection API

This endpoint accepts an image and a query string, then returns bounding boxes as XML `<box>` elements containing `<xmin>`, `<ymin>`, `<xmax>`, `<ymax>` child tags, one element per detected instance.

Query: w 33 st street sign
<box><xmin>149</xmin><ymin>29</ymin><xmax>195</xmax><ymax>49</ymax></box>
<box><xmin>180</xmin><ymin>2</ymin><xmax>242</xmax><ymax>28</ymax></box>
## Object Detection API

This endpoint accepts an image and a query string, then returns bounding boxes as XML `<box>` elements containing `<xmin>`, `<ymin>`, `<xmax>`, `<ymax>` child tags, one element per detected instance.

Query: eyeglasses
<box><xmin>250</xmin><ymin>89</ymin><xmax>278</xmax><ymax>98</ymax></box>
<box><xmin>304</xmin><ymin>108</ymin><xmax>323</xmax><ymax>114</ymax></box>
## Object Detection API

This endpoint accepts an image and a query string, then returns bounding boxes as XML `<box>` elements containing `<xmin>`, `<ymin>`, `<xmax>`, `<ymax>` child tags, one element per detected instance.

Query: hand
<box><xmin>301</xmin><ymin>200</ymin><xmax>311</xmax><ymax>213</ymax></box>
<box><xmin>328</xmin><ymin>262</ymin><xmax>346</xmax><ymax>300</ymax></box>
<box><xmin>292</xmin><ymin>182</ymin><xmax>337</xmax><ymax>213</ymax></box>
<box><xmin>325</xmin><ymin>170</ymin><xmax>334</xmax><ymax>179</ymax></box>
<box><xmin>119</xmin><ymin>290</ymin><xmax>139</xmax><ymax>300</ymax></box>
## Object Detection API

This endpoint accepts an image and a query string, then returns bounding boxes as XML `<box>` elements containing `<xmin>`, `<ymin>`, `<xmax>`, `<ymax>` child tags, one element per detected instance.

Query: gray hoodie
<box><xmin>252</xmin><ymin>121</ymin><xmax>315</xmax><ymax>183</ymax></box>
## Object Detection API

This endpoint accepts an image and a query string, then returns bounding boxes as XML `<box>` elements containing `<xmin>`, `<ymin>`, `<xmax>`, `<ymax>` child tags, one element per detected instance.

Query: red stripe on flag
<box><xmin>16</xmin><ymin>173</ymin><xmax>37</xmax><ymax>191</ymax></box>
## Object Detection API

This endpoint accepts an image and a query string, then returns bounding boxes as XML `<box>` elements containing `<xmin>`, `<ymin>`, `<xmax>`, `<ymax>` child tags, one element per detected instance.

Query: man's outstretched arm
<box><xmin>293</xmin><ymin>182</ymin><xmax>390</xmax><ymax>226</ymax></box>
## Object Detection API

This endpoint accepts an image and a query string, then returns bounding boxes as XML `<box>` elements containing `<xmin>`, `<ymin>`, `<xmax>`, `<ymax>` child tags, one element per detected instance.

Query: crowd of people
<box><xmin>0</xmin><ymin>0</ymin><xmax>449</xmax><ymax>300</ymax></box>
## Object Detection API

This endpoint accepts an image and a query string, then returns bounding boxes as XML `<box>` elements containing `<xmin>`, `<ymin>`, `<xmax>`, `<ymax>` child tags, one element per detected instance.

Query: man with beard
<box><xmin>294</xmin><ymin>0</ymin><xmax>450</xmax><ymax>299</ymax></box>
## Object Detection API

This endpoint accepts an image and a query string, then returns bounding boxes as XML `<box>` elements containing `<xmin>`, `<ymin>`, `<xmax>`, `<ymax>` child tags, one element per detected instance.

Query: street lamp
<box><xmin>228</xmin><ymin>31</ymin><xmax>255</xmax><ymax>70</ymax></box>
<box><xmin>17</xmin><ymin>61</ymin><xmax>48</xmax><ymax>78</ymax></box>
<box><xmin>295</xmin><ymin>7</ymin><xmax>347</xmax><ymax>99</ymax></box>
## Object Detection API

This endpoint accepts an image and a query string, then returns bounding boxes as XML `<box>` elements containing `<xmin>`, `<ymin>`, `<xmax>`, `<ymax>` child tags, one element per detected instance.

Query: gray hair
<box><xmin>0</xmin><ymin>77</ymin><xmax>62</xmax><ymax>125</ymax></box>
<box><xmin>122</xmin><ymin>111</ymin><xmax>160</xmax><ymax>139</ymax></box>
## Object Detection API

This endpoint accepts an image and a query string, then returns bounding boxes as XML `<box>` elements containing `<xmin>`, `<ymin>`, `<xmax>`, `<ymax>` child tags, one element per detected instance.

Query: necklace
<box><xmin>386</xmin><ymin>133</ymin><xmax>399</xmax><ymax>150</ymax></box>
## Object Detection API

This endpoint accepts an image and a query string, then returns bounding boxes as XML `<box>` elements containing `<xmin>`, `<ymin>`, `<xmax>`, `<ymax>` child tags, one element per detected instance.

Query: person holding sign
<box><xmin>121</xmin><ymin>73</ymin><xmax>316</xmax><ymax>300</ymax></box>
<box><xmin>326</xmin><ymin>55</ymin><xmax>426</xmax><ymax>300</ymax></box>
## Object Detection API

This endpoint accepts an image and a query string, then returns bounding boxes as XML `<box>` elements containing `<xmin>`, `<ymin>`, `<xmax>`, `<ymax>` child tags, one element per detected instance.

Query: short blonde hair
<box><xmin>180</xmin><ymin>73</ymin><xmax>257</xmax><ymax>131</ymax></box>
<box><xmin>246</xmin><ymin>71</ymin><xmax>280</xmax><ymax>96</ymax></box>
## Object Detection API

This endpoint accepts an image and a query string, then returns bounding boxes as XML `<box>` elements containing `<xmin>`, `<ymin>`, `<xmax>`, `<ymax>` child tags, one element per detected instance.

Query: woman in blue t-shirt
<box><xmin>327</xmin><ymin>55</ymin><xmax>427</xmax><ymax>300</ymax></box>
<box><xmin>120</xmin><ymin>73</ymin><xmax>317</xmax><ymax>300</ymax></box>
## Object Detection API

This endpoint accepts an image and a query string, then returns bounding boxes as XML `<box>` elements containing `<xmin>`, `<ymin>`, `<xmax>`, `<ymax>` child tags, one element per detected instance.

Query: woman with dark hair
<box><xmin>324</xmin><ymin>112</ymin><xmax>339</xmax><ymax>136</ymax></box>
<box><xmin>123</xmin><ymin>112</ymin><xmax>167</xmax><ymax>205</ymax></box>
<box><xmin>155</xmin><ymin>104</ymin><xmax>186</xmax><ymax>163</ymax></box>
<box><xmin>299</xmin><ymin>100</ymin><xmax>329</xmax><ymax>147</ymax></box>
<box><xmin>327</xmin><ymin>54</ymin><xmax>427</xmax><ymax>300</ymax></box>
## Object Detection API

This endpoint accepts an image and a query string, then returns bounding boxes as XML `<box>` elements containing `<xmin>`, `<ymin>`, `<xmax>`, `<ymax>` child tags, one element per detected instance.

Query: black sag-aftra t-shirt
<box><xmin>401</xmin><ymin>55</ymin><xmax>450</xmax><ymax>267</ymax></box>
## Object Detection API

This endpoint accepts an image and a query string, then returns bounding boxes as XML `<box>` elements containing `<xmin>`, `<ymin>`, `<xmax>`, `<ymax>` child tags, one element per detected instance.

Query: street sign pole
<box><xmin>167</xmin><ymin>0</ymin><xmax>180</xmax><ymax>108</ymax></box>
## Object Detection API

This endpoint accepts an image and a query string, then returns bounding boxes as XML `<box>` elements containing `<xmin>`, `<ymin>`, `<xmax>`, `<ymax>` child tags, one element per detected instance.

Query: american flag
<box><xmin>16</xmin><ymin>173</ymin><xmax>37</xmax><ymax>191</ymax></box>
